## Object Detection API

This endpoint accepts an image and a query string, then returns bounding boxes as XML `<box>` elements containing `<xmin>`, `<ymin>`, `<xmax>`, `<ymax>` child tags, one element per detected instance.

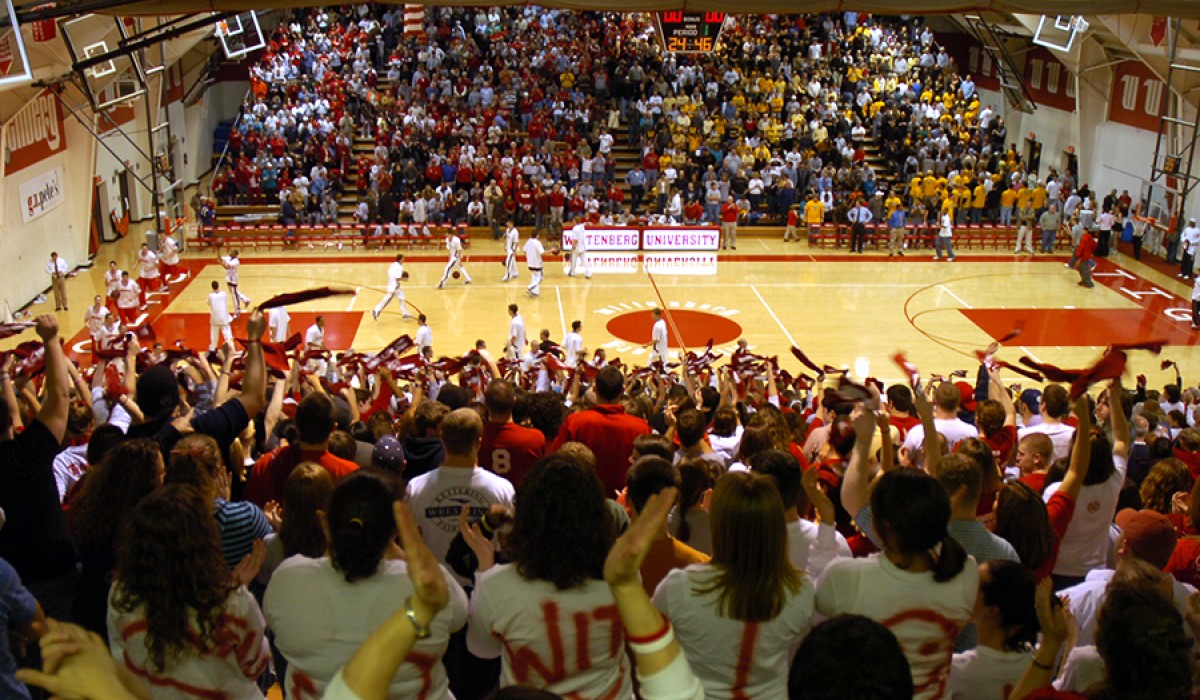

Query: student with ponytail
<box><xmin>822</xmin><ymin>406</ymin><xmax>978</xmax><ymax>700</ymax></box>
<box><xmin>264</xmin><ymin>470</ymin><xmax>467</xmax><ymax>699</ymax></box>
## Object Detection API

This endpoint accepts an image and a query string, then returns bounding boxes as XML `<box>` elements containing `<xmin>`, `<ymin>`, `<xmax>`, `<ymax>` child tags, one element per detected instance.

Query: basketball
<box><xmin>401</xmin><ymin>271</ymin><xmax>410</xmax><ymax>281</ymax></box>
<box><xmin>452</xmin><ymin>270</ymin><xmax>461</xmax><ymax>279</ymax></box>
<box><xmin>549</xmin><ymin>246</ymin><xmax>562</xmax><ymax>256</ymax></box>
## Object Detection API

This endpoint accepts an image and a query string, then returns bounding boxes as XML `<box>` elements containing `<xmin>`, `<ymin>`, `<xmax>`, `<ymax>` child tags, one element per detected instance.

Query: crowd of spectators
<box><xmin>205</xmin><ymin>6</ymin><xmax>1155</xmax><ymax>259</ymax></box>
<box><xmin>8</xmin><ymin>6</ymin><xmax>1200</xmax><ymax>700</ymax></box>
<box><xmin>1</xmin><ymin>303</ymin><xmax>1200</xmax><ymax>699</ymax></box>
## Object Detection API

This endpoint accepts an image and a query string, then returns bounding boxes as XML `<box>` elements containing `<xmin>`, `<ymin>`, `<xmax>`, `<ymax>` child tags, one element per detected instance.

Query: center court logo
<box><xmin>597</xmin><ymin>300</ymin><xmax>744</xmax><ymax>352</ymax></box>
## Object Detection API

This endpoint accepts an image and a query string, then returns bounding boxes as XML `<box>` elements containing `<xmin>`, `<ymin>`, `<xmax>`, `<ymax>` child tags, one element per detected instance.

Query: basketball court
<box><xmin>17</xmin><ymin>227</ymin><xmax>1198</xmax><ymax>389</ymax></box>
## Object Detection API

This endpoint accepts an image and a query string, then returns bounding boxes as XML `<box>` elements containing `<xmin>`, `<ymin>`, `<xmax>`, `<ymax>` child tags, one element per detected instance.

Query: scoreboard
<box><xmin>655</xmin><ymin>11</ymin><xmax>727</xmax><ymax>53</ymax></box>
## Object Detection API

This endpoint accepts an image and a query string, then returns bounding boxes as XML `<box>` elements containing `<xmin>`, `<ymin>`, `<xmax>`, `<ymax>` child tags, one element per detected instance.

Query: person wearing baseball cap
<box><xmin>1017</xmin><ymin>389</ymin><xmax>1042</xmax><ymax>428</ymax></box>
<box><xmin>370</xmin><ymin>435</ymin><xmax>406</xmax><ymax>475</ymax></box>
<box><xmin>1059</xmin><ymin>508</ymin><xmax>1191</xmax><ymax>647</ymax></box>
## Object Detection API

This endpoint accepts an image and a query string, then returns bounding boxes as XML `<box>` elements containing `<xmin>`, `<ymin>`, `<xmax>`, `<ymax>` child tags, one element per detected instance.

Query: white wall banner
<box><xmin>643</xmin><ymin>253</ymin><xmax>720</xmax><ymax>275</ymax></box>
<box><xmin>19</xmin><ymin>166</ymin><xmax>65</xmax><ymax>223</ymax></box>
<box><xmin>561</xmin><ymin>226</ymin><xmax>641</xmax><ymax>251</ymax></box>
<box><xmin>561</xmin><ymin>225</ymin><xmax>722</xmax><ymax>251</ymax></box>
<box><xmin>641</xmin><ymin>227</ymin><xmax>721</xmax><ymax>251</ymax></box>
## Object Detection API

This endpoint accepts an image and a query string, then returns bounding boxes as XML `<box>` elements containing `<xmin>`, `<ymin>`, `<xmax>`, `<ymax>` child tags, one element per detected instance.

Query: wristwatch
<box><xmin>404</xmin><ymin>596</ymin><xmax>432</xmax><ymax>639</ymax></box>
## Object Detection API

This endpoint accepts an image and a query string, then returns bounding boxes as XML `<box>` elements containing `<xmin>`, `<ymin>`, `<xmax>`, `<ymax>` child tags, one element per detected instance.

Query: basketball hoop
<box><xmin>1033</xmin><ymin>15</ymin><xmax>1088</xmax><ymax>52</ymax></box>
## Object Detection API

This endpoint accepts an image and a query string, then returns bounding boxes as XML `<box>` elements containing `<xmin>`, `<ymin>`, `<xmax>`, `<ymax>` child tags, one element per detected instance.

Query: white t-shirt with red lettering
<box><xmin>815</xmin><ymin>553</ymin><xmax>979</xmax><ymax>700</ymax></box>
<box><xmin>108</xmin><ymin>584</ymin><xmax>269</xmax><ymax>700</ymax></box>
<box><xmin>264</xmin><ymin>556</ymin><xmax>467</xmax><ymax>700</ymax></box>
<box><xmin>467</xmin><ymin>564</ymin><xmax>632</xmax><ymax>700</ymax></box>
<box><xmin>652</xmin><ymin>563</ymin><xmax>815</xmax><ymax>700</ymax></box>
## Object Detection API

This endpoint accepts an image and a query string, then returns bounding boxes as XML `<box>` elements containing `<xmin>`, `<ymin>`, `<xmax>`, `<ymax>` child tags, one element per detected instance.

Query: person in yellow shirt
<box><xmin>956</xmin><ymin>187</ymin><xmax>973</xmax><ymax>224</ymax></box>
<box><xmin>885</xmin><ymin>191</ymin><xmax>903</xmax><ymax>217</ymax></box>
<box><xmin>1031</xmin><ymin>183</ymin><xmax>1048</xmax><ymax>216</ymax></box>
<box><xmin>804</xmin><ymin>193</ymin><xmax>825</xmax><ymax>241</ymax></box>
<box><xmin>1016</xmin><ymin>185</ymin><xmax>1033</xmax><ymax>211</ymax></box>
<box><xmin>923</xmin><ymin>172</ymin><xmax>939</xmax><ymax>201</ymax></box>
<box><xmin>972</xmin><ymin>182</ymin><xmax>987</xmax><ymax>224</ymax></box>
<box><xmin>1000</xmin><ymin>187</ymin><xmax>1018</xmax><ymax>227</ymax></box>
<box><xmin>909</xmin><ymin>175</ymin><xmax>924</xmax><ymax>205</ymax></box>
<box><xmin>965</xmin><ymin>98</ymin><xmax>981</xmax><ymax>123</ymax></box>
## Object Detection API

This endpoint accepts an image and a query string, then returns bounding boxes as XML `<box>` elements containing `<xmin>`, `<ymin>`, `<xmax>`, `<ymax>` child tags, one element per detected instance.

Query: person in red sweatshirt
<box><xmin>550</xmin><ymin>365</ymin><xmax>651</xmax><ymax>496</ymax></box>
<box><xmin>1076</xmin><ymin>228</ymin><xmax>1097</xmax><ymax>288</ymax></box>
<box><xmin>720</xmin><ymin>196</ymin><xmax>740</xmax><ymax>250</ymax></box>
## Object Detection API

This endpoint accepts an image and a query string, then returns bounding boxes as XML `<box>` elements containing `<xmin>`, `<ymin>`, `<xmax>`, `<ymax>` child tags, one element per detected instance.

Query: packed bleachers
<box><xmin>201</xmin><ymin>7</ymin><xmax>1134</xmax><ymax>257</ymax></box>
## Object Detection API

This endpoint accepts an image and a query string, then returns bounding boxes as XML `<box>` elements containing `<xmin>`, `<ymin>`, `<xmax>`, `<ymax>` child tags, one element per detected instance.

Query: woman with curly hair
<box><xmin>750</xmin><ymin>404</ymin><xmax>809</xmax><ymax>468</ymax></box>
<box><xmin>165</xmin><ymin>433</ymin><xmax>273</xmax><ymax>569</ymax></box>
<box><xmin>1138</xmin><ymin>458</ymin><xmax>1193</xmax><ymax>515</ymax></box>
<box><xmin>108</xmin><ymin>484</ymin><xmax>269</xmax><ymax>698</ymax></box>
<box><xmin>69</xmin><ymin>438</ymin><xmax>164</xmax><ymax>641</ymax></box>
<box><xmin>652</xmin><ymin>470</ymin><xmax>813</xmax><ymax>698</ymax></box>
<box><xmin>467</xmin><ymin>453</ymin><xmax>631</xmax><ymax>699</ymax></box>
<box><xmin>265</xmin><ymin>470</ymin><xmax>467</xmax><ymax>699</ymax></box>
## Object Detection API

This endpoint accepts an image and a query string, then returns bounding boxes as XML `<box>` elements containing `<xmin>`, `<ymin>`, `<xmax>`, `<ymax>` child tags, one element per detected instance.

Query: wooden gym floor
<box><xmin>8</xmin><ymin>227</ymin><xmax>1199</xmax><ymax>389</ymax></box>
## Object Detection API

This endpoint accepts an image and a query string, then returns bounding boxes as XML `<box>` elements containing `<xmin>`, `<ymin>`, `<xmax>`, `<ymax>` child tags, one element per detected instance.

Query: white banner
<box><xmin>561</xmin><ymin>227</ymin><xmax>641</xmax><ymax>251</ymax></box>
<box><xmin>641</xmin><ymin>227</ymin><xmax>721</xmax><ymax>251</ymax></box>
<box><xmin>643</xmin><ymin>253</ymin><xmax>719</xmax><ymax>275</ymax></box>
<box><xmin>19</xmin><ymin>166</ymin><xmax>65</xmax><ymax>223</ymax></box>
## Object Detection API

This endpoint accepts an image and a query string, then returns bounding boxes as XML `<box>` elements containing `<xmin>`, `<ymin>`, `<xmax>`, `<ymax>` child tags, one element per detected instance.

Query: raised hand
<box><xmin>394</xmin><ymin>501</ymin><xmax>449</xmax><ymax>613</ymax></box>
<box><xmin>34</xmin><ymin>314</ymin><xmax>59</xmax><ymax>342</ymax></box>
<box><xmin>457</xmin><ymin>505</ymin><xmax>495</xmax><ymax>573</ymax></box>
<box><xmin>604</xmin><ymin>487</ymin><xmax>677</xmax><ymax>588</ymax></box>
<box><xmin>801</xmin><ymin>467</ymin><xmax>835</xmax><ymax>525</ymax></box>
<box><xmin>245</xmin><ymin>309</ymin><xmax>267</xmax><ymax>339</ymax></box>
<box><xmin>17</xmin><ymin>619</ymin><xmax>143</xmax><ymax>700</ymax></box>
<box><xmin>231</xmin><ymin>539</ymin><xmax>266</xmax><ymax>587</ymax></box>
